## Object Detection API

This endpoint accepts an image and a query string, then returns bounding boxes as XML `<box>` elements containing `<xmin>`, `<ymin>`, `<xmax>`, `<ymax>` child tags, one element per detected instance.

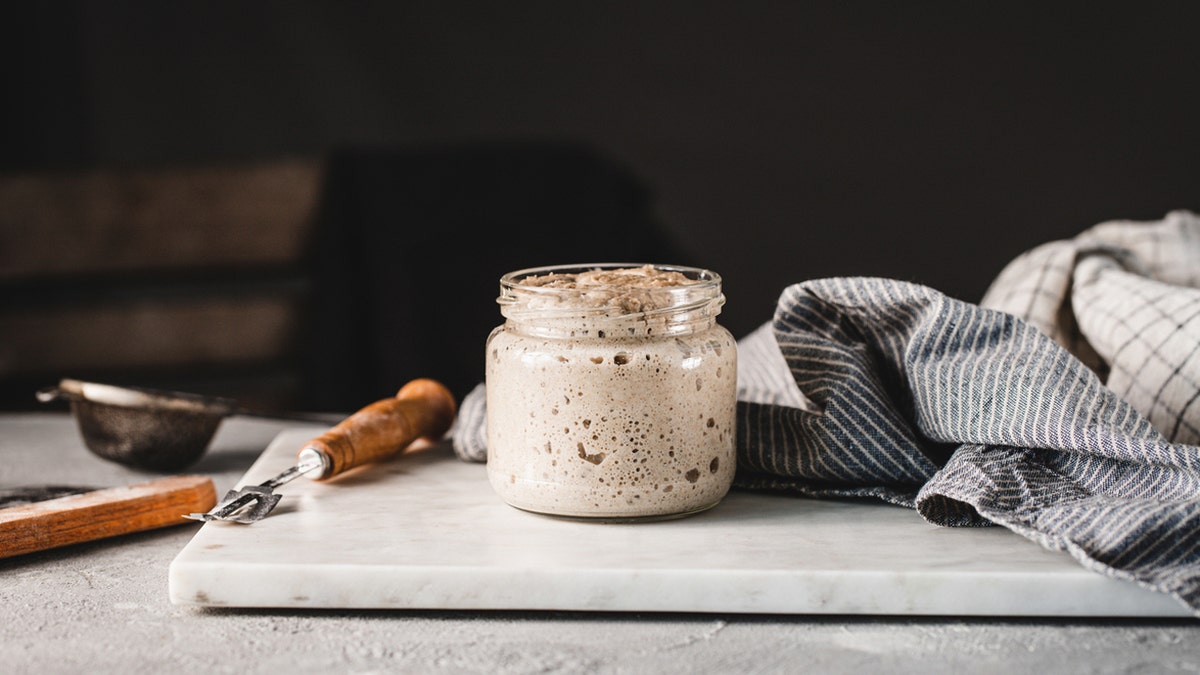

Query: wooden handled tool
<box><xmin>0</xmin><ymin>475</ymin><xmax>216</xmax><ymax>559</ymax></box>
<box><xmin>185</xmin><ymin>378</ymin><xmax>457</xmax><ymax>524</ymax></box>
<box><xmin>298</xmin><ymin>378</ymin><xmax>458</xmax><ymax>480</ymax></box>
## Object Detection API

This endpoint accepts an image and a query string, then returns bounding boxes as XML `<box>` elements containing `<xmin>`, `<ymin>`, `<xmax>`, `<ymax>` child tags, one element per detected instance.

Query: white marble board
<box><xmin>168</xmin><ymin>428</ymin><xmax>1190</xmax><ymax>616</ymax></box>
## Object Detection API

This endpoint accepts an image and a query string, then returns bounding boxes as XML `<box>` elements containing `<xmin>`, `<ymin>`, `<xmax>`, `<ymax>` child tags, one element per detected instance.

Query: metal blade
<box><xmin>182</xmin><ymin>456</ymin><xmax>322</xmax><ymax>523</ymax></box>
<box><xmin>184</xmin><ymin>486</ymin><xmax>282</xmax><ymax>523</ymax></box>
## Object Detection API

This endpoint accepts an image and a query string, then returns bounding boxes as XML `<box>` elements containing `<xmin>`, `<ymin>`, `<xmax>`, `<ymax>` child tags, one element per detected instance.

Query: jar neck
<box><xmin>504</xmin><ymin>301</ymin><xmax>723</xmax><ymax>340</ymax></box>
<box><xmin>497</xmin><ymin>263</ymin><xmax>725</xmax><ymax>340</ymax></box>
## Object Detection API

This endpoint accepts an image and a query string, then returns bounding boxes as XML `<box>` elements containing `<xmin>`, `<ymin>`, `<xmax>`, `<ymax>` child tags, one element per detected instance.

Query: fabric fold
<box><xmin>981</xmin><ymin>209</ymin><xmax>1200</xmax><ymax>445</ymax></box>
<box><xmin>740</xmin><ymin>276</ymin><xmax>1200</xmax><ymax>614</ymax></box>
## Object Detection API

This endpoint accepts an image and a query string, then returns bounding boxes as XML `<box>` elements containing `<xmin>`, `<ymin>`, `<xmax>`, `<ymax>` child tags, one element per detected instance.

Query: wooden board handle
<box><xmin>0</xmin><ymin>475</ymin><xmax>216</xmax><ymax>560</ymax></box>
<box><xmin>300</xmin><ymin>378</ymin><xmax>457</xmax><ymax>480</ymax></box>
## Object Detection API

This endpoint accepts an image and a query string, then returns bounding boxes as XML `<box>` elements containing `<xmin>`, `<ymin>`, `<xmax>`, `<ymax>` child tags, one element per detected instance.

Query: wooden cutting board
<box><xmin>168</xmin><ymin>428</ymin><xmax>1191</xmax><ymax>616</ymax></box>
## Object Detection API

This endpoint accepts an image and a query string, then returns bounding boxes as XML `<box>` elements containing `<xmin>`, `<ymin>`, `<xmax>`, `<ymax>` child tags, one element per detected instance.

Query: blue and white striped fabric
<box><xmin>451</xmin><ymin>274</ymin><xmax>1200</xmax><ymax>616</ymax></box>
<box><xmin>734</xmin><ymin>277</ymin><xmax>1200</xmax><ymax>615</ymax></box>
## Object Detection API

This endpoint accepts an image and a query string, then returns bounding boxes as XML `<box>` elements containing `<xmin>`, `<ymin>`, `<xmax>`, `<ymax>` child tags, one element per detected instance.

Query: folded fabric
<box><xmin>451</xmin><ymin>235</ymin><xmax>1200</xmax><ymax>616</ymax></box>
<box><xmin>732</xmin><ymin>278</ymin><xmax>1200</xmax><ymax>616</ymax></box>
<box><xmin>981</xmin><ymin>209</ymin><xmax>1200</xmax><ymax>446</ymax></box>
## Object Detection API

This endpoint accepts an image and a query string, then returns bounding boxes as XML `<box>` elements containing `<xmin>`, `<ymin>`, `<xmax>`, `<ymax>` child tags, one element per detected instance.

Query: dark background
<box><xmin>4</xmin><ymin>1</ymin><xmax>1198</xmax><ymax>411</ymax></box>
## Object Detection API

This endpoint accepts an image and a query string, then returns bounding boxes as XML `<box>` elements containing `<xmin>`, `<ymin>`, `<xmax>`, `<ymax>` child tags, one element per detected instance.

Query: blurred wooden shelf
<box><xmin>0</xmin><ymin>158</ymin><xmax>323</xmax><ymax>411</ymax></box>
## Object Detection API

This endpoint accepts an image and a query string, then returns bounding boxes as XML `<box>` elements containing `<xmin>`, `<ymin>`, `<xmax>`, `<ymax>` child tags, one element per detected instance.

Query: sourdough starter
<box><xmin>485</xmin><ymin>264</ymin><xmax>737</xmax><ymax>520</ymax></box>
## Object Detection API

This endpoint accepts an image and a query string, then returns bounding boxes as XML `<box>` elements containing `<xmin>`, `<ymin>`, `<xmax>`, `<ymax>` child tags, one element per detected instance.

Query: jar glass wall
<box><xmin>484</xmin><ymin>263</ymin><xmax>737</xmax><ymax>521</ymax></box>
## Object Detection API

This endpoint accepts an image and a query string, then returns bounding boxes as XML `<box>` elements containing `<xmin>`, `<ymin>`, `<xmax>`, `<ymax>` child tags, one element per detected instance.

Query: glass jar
<box><xmin>484</xmin><ymin>263</ymin><xmax>738</xmax><ymax>521</ymax></box>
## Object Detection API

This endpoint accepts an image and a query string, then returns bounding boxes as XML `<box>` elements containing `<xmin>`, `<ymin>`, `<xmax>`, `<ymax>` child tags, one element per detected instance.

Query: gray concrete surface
<box><xmin>3</xmin><ymin>412</ymin><xmax>1199</xmax><ymax>674</ymax></box>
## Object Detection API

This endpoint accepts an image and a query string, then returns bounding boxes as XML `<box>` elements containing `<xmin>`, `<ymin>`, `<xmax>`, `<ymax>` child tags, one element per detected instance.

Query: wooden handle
<box><xmin>0</xmin><ymin>475</ymin><xmax>216</xmax><ymax>560</ymax></box>
<box><xmin>300</xmin><ymin>378</ymin><xmax>457</xmax><ymax>480</ymax></box>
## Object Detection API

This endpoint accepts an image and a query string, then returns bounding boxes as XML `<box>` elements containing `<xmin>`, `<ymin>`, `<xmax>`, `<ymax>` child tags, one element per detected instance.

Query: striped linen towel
<box><xmin>450</xmin><ymin>223</ymin><xmax>1200</xmax><ymax>615</ymax></box>
<box><xmin>731</xmin><ymin>278</ymin><xmax>1200</xmax><ymax>616</ymax></box>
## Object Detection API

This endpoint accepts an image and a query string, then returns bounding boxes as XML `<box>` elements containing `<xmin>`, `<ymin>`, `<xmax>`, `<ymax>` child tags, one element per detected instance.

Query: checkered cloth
<box><xmin>981</xmin><ymin>209</ymin><xmax>1200</xmax><ymax>446</ymax></box>
<box><xmin>451</xmin><ymin>220</ymin><xmax>1200</xmax><ymax>615</ymax></box>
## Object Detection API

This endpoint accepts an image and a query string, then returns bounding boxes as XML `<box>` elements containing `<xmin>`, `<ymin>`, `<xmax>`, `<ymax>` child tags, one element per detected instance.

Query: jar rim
<box><xmin>497</xmin><ymin>262</ymin><xmax>724</xmax><ymax>324</ymax></box>
<box><xmin>500</xmin><ymin>262</ymin><xmax>721</xmax><ymax>293</ymax></box>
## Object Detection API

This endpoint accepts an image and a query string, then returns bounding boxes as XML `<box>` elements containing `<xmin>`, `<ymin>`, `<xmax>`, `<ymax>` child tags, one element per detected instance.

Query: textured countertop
<box><xmin>2</xmin><ymin>412</ymin><xmax>1198</xmax><ymax>674</ymax></box>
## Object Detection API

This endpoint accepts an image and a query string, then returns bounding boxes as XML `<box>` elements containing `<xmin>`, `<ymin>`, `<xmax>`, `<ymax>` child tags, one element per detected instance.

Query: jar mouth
<box><xmin>497</xmin><ymin>262</ymin><xmax>724</xmax><ymax>322</ymax></box>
